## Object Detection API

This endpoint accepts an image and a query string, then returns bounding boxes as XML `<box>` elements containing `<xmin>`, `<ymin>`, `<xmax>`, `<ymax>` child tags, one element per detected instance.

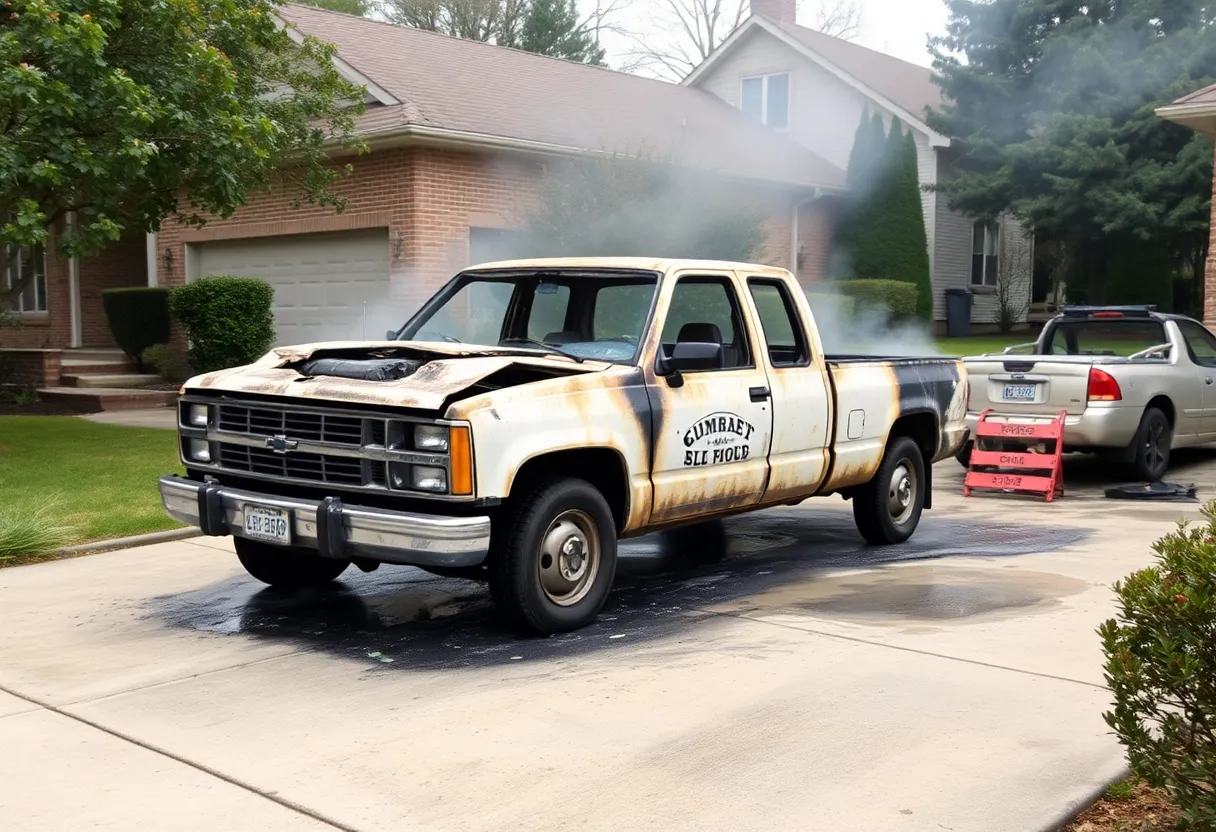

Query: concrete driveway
<box><xmin>0</xmin><ymin>459</ymin><xmax>1210</xmax><ymax>832</ymax></box>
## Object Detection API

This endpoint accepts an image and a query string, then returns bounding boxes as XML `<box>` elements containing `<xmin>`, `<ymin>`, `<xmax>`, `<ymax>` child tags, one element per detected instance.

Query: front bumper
<box><xmin>158</xmin><ymin>475</ymin><xmax>491</xmax><ymax>568</ymax></box>
<box><xmin>963</xmin><ymin>403</ymin><xmax>1144</xmax><ymax>450</ymax></box>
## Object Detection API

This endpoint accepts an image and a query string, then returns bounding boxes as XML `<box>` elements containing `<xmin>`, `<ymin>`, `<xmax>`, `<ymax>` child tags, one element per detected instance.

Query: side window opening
<box><xmin>748</xmin><ymin>279</ymin><xmax>810</xmax><ymax>367</ymax></box>
<box><xmin>662</xmin><ymin>277</ymin><xmax>752</xmax><ymax>371</ymax></box>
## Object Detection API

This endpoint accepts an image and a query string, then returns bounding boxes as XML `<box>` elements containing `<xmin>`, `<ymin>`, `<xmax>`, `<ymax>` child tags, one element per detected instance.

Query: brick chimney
<box><xmin>750</xmin><ymin>0</ymin><xmax>796</xmax><ymax>24</ymax></box>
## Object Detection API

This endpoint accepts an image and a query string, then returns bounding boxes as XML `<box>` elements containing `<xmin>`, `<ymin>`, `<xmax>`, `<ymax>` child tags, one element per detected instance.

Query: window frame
<box><xmin>739</xmin><ymin>72</ymin><xmax>791</xmax><ymax>130</ymax></box>
<box><xmin>3</xmin><ymin>244</ymin><xmax>49</xmax><ymax>315</ymax></box>
<box><xmin>970</xmin><ymin>220</ymin><xmax>1001</xmax><ymax>289</ymax></box>
<box><xmin>1175</xmin><ymin>319</ymin><xmax>1216</xmax><ymax>368</ymax></box>
<box><xmin>746</xmin><ymin>277</ymin><xmax>811</xmax><ymax>368</ymax></box>
<box><xmin>659</xmin><ymin>274</ymin><xmax>756</xmax><ymax>375</ymax></box>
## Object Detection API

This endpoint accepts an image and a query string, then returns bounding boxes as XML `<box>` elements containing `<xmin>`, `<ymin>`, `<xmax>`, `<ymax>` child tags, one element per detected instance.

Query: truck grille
<box><xmin>216</xmin><ymin>444</ymin><xmax>382</xmax><ymax>488</ymax></box>
<box><xmin>217</xmin><ymin>403</ymin><xmax>369</xmax><ymax>446</ymax></box>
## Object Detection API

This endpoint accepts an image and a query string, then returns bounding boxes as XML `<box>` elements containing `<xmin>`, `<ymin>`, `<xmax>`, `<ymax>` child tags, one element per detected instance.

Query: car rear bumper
<box><xmin>963</xmin><ymin>404</ymin><xmax>1143</xmax><ymax>450</ymax></box>
<box><xmin>158</xmin><ymin>475</ymin><xmax>491</xmax><ymax>568</ymax></box>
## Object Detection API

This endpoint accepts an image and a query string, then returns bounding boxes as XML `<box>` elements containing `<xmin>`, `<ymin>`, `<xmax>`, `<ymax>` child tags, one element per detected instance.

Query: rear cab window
<box><xmin>1044</xmin><ymin>320</ymin><xmax>1168</xmax><ymax>357</ymax></box>
<box><xmin>747</xmin><ymin>278</ymin><xmax>810</xmax><ymax>367</ymax></box>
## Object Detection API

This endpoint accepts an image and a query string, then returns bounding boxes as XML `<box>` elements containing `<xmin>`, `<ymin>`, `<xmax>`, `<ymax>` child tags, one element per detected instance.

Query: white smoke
<box><xmin>803</xmin><ymin>283</ymin><xmax>941</xmax><ymax>357</ymax></box>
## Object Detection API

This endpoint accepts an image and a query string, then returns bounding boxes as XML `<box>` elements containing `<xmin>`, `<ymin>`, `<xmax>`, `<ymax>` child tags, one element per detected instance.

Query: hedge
<box><xmin>837</xmin><ymin>279</ymin><xmax>918</xmax><ymax>320</ymax></box>
<box><xmin>169</xmin><ymin>276</ymin><xmax>275</xmax><ymax>374</ymax></box>
<box><xmin>101</xmin><ymin>287</ymin><xmax>172</xmax><ymax>368</ymax></box>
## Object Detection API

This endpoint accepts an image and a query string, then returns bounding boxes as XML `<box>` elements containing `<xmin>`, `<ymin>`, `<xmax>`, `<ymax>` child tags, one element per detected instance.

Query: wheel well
<box><xmin>1146</xmin><ymin>395</ymin><xmax>1175</xmax><ymax>427</ymax></box>
<box><xmin>889</xmin><ymin>412</ymin><xmax>939</xmax><ymax>460</ymax></box>
<box><xmin>509</xmin><ymin>449</ymin><xmax>629</xmax><ymax>531</ymax></box>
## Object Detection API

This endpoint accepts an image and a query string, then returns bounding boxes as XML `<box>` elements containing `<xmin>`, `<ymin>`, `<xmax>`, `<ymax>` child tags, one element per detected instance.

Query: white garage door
<box><xmin>195</xmin><ymin>229</ymin><xmax>390</xmax><ymax>345</ymax></box>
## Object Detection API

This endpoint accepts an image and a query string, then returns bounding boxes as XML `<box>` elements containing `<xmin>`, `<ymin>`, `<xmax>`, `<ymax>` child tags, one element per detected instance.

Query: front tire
<box><xmin>234</xmin><ymin>537</ymin><xmax>350</xmax><ymax>588</ymax></box>
<box><xmin>1131</xmin><ymin>407</ymin><xmax>1171</xmax><ymax>482</ymax></box>
<box><xmin>488</xmin><ymin>478</ymin><xmax>618</xmax><ymax>635</ymax></box>
<box><xmin>853</xmin><ymin>436</ymin><xmax>926</xmax><ymax>545</ymax></box>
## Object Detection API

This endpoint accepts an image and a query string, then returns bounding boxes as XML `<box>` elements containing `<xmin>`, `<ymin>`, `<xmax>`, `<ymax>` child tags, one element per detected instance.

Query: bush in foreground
<box><xmin>1101</xmin><ymin>501</ymin><xmax>1216</xmax><ymax>829</ymax></box>
<box><xmin>169</xmin><ymin>276</ymin><xmax>275</xmax><ymax>374</ymax></box>
<box><xmin>101</xmin><ymin>287</ymin><xmax>172</xmax><ymax>368</ymax></box>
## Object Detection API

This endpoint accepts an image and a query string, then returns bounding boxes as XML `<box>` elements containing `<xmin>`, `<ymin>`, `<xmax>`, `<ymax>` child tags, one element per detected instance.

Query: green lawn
<box><xmin>0</xmin><ymin>417</ymin><xmax>184</xmax><ymax>553</ymax></box>
<box><xmin>934</xmin><ymin>335</ymin><xmax>1032</xmax><ymax>356</ymax></box>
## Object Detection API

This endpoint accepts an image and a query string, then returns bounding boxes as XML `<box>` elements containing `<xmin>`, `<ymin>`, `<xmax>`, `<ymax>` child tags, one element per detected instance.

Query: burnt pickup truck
<box><xmin>160</xmin><ymin>257</ymin><xmax>967</xmax><ymax>634</ymax></box>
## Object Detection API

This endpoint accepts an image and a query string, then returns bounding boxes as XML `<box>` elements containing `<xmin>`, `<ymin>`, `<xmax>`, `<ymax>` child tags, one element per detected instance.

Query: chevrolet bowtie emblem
<box><xmin>266</xmin><ymin>434</ymin><xmax>299</xmax><ymax>454</ymax></box>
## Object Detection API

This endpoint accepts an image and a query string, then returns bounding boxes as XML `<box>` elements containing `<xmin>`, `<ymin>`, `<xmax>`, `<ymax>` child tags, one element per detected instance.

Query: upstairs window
<box><xmin>970</xmin><ymin>220</ymin><xmax>1000</xmax><ymax>287</ymax></box>
<box><xmin>4</xmin><ymin>244</ymin><xmax>48</xmax><ymax>314</ymax></box>
<box><xmin>741</xmin><ymin>73</ymin><xmax>790</xmax><ymax>129</ymax></box>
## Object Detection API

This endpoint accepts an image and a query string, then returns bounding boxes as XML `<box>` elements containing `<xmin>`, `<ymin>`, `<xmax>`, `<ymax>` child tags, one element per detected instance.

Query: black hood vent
<box><xmin>297</xmin><ymin>357</ymin><xmax>425</xmax><ymax>382</ymax></box>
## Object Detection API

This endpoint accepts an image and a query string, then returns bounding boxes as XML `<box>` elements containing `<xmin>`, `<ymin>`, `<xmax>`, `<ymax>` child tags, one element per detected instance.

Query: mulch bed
<box><xmin>0</xmin><ymin>401</ymin><xmax>94</xmax><ymax>416</ymax></box>
<box><xmin>1063</xmin><ymin>778</ymin><xmax>1181</xmax><ymax>831</ymax></box>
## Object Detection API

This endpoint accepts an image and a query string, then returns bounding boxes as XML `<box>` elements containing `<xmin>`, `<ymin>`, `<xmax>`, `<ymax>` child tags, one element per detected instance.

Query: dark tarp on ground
<box><xmin>1104</xmin><ymin>482</ymin><xmax>1198</xmax><ymax>501</ymax></box>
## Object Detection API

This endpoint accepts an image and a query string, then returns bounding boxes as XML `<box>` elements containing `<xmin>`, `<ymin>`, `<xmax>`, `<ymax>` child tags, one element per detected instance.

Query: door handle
<box><xmin>749</xmin><ymin>386</ymin><xmax>771</xmax><ymax>402</ymax></box>
<box><xmin>1207</xmin><ymin>377</ymin><xmax>1213</xmax><ymax>385</ymax></box>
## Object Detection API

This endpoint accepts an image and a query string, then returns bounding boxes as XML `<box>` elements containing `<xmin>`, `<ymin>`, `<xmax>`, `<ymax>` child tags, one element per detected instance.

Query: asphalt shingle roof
<box><xmin>281</xmin><ymin>5</ymin><xmax>845</xmax><ymax>190</ymax></box>
<box><xmin>1172</xmin><ymin>82</ymin><xmax>1216</xmax><ymax>106</ymax></box>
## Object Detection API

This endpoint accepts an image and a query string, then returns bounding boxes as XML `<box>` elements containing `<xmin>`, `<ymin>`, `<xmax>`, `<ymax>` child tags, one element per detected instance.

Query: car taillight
<box><xmin>1087</xmin><ymin>368</ymin><xmax>1122</xmax><ymax>401</ymax></box>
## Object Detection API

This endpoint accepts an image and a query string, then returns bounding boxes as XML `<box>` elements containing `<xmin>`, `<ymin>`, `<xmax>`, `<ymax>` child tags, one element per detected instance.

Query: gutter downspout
<box><xmin>791</xmin><ymin>188</ymin><xmax>826</xmax><ymax>282</ymax></box>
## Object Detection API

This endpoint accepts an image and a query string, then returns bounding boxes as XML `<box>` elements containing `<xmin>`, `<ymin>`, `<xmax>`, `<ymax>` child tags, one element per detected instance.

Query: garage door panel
<box><xmin>195</xmin><ymin>230</ymin><xmax>390</xmax><ymax>345</ymax></box>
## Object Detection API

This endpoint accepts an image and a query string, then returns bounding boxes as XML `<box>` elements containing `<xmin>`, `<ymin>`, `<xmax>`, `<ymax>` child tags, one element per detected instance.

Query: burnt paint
<box><xmin>890</xmin><ymin>360</ymin><xmax>964</xmax><ymax>459</ymax></box>
<box><xmin>152</xmin><ymin>508</ymin><xmax>1088</xmax><ymax>671</ymax></box>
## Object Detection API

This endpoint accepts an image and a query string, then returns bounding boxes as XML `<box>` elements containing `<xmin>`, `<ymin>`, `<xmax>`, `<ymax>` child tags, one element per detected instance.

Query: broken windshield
<box><xmin>395</xmin><ymin>270</ymin><xmax>659</xmax><ymax>364</ymax></box>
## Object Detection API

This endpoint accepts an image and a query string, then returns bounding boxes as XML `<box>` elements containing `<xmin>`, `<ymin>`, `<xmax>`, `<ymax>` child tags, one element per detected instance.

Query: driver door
<box><xmin>646</xmin><ymin>273</ymin><xmax>774</xmax><ymax>524</ymax></box>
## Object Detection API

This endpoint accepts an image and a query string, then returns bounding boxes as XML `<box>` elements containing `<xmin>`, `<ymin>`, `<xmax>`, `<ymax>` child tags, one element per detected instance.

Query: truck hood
<box><xmin>183</xmin><ymin>340</ymin><xmax>609</xmax><ymax>413</ymax></box>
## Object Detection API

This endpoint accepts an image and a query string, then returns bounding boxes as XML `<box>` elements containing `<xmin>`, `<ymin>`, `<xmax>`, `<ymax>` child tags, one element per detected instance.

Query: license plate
<box><xmin>243</xmin><ymin>504</ymin><xmax>291</xmax><ymax>545</ymax></box>
<box><xmin>1002</xmin><ymin>383</ymin><xmax>1037</xmax><ymax>402</ymax></box>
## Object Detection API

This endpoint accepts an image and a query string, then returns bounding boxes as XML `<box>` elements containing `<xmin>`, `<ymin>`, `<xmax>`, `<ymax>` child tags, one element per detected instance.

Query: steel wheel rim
<box><xmin>888</xmin><ymin>460</ymin><xmax>917</xmax><ymax>525</ymax></box>
<box><xmin>537</xmin><ymin>509</ymin><xmax>600</xmax><ymax>606</ymax></box>
<box><xmin>1146</xmin><ymin>419</ymin><xmax>1168</xmax><ymax>472</ymax></box>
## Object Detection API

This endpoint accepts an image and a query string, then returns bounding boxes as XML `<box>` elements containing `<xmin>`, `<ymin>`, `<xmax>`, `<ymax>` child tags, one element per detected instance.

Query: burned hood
<box><xmin>184</xmin><ymin>341</ymin><xmax>608</xmax><ymax>412</ymax></box>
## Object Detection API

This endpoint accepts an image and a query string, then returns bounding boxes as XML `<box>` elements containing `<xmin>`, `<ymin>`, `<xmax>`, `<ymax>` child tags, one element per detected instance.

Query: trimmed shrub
<box><xmin>838</xmin><ymin>279</ymin><xmax>918</xmax><ymax>320</ymax></box>
<box><xmin>101</xmin><ymin>287</ymin><xmax>172</xmax><ymax>368</ymax></box>
<box><xmin>805</xmin><ymin>292</ymin><xmax>857</xmax><ymax>320</ymax></box>
<box><xmin>1100</xmin><ymin>502</ymin><xmax>1216</xmax><ymax>829</ymax></box>
<box><xmin>169</xmin><ymin>276</ymin><xmax>275</xmax><ymax>374</ymax></box>
<box><xmin>141</xmin><ymin>343</ymin><xmax>189</xmax><ymax>382</ymax></box>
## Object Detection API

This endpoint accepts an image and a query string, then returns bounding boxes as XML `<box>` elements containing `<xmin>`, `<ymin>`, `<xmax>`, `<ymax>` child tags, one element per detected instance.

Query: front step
<box><xmin>38</xmin><ymin>387</ymin><xmax>178</xmax><ymax>412</ymax></box>
<box><xmin>64</xmin><ymin>348</ymin><xmax>130</xmax><ymax>362</ymax></box>
<box><xmin>61</xmin><ymin>358</ymin><xmax>135</xmax><ymax>375</ymax></box>
<box><xmin>61</xmin><ymin>373</ymin><xmax>162</xmax><ymax>389</ymax></box>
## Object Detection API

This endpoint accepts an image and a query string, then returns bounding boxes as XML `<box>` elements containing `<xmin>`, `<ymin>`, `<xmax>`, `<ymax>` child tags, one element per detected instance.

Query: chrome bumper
<box><xmin>158</xmin><ymin>475</ymin><xmax>490</xmax><ymax>568</ymax></box>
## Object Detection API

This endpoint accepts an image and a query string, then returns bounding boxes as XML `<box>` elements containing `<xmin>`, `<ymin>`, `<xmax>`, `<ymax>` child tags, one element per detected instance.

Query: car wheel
<box><xmin>234</xmin><ymin>537</ymin><xmax>350</xmax><ymax>587</ymax></box>
<box><xmin>488</xmin><ymin>477</ymin><xmax>618</xmax><ymax>635</ymax></box>
<box><xmin>1131</xmin><ymin>407</ymin><xmax>1172</xmax><ymax>482</ymax></box>
<box><xmin>853</xmin><ymin>436</ymin><xmax>926</xmax><ymax>545</ymax></box>
<box><xmin>955</xmin><ymin>440</ymin><xmax>973</xmax><ymax>469</ymax></box>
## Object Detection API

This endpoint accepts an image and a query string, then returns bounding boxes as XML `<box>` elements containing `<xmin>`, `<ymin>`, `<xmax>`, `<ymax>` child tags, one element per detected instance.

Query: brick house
<box><xmin>1157</xmin><ymin>84</ymin><xmax>1216</xmax><ymax>326</ymax></box>
<box><xmin>3</xmin><ymin>2</ymin><xmax>846</xmax><ymax>400</ymax></box>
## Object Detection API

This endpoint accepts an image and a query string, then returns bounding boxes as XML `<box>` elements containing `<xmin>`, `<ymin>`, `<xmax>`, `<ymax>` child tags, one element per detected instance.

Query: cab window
<box><xmin>661</xmin><ymin>277</ymin><xmax>752</xmax><ymax>370</ymax></box>
<box><xmin>748</xmin><ymin>279</ymin><xmax>809</xmax><ymax>367</ymax></box>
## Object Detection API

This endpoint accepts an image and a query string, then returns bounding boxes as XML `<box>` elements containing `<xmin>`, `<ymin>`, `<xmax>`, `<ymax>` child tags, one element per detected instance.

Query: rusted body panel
<box><xmin>175</xmin><ymin>256</ymin><xmax>966</xmax><ymax>544</ymax></box>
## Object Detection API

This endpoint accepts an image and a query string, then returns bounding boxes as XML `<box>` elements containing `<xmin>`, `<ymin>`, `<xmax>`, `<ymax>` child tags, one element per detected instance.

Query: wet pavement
<box><xmin>0</xmin><ymin>482</ymin><xmax>1208</xmax><ymax>832</ymax></box>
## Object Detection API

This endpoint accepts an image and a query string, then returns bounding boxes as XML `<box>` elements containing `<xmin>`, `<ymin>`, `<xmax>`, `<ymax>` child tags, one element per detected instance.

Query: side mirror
<box><xmin>385</xmin><ymin>329</ymin><xmax>398</xmax><ymax>341</ymax></box>
<box><xmin>670</xmin><ymin>341</ymin><xmax>723</xmax><ymax>372</ymax></box>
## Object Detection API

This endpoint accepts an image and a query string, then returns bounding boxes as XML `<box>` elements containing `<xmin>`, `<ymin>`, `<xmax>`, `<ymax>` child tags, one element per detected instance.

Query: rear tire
<box><xmin>853</xmin><ymin>436</ymin><xmax>926</xmax><ymax>545</ymax></box>
<box><xmin>955</xmin><ymin>440</ymin><xmax>973</xmax><ymax>469</ymax></box>
<box><xmin>234</xmin><ymin>537</ymin><xmax>350</xmax><ymax>588</ymax></box>
<box><xmin>488</xmin><ymin>477</ymin><xmax>617</xmax><ymax>635</ymax></box>
<box><xmin>1130</xmin><ymin>407</ymin><xmax>1171</xmax><ymax>482</ymax></box>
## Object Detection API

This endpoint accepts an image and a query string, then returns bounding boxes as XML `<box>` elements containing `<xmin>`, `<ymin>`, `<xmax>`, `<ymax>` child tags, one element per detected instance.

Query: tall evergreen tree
<box><xmin>928</xmin><ymin>0</ymin><xmax>1216</xmax><ymax>305</ymax></box>
<box><xmin>899</xmin><ymin>129</ymin><xmax>933</xmax><ymax>319</ymax></box>
<box><xmin>517</xmin><ymin>0</ymin><xmax>605</xmax><ymax>65</ymax></box>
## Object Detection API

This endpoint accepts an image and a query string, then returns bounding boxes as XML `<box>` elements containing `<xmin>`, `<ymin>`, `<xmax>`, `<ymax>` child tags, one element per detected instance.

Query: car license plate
<box><xmin>243</xmin><ymin>504</ymin><xmax>291</xmax><ymax>545</ymax></box>
<box><xmin>1002</xmin><ymin>383</ymin><xmax>1037</xmax><ymax>402</ymax></box>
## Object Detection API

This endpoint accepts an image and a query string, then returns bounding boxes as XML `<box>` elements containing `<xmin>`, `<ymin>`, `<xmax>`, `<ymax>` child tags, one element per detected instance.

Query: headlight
<box><xmin>186</xmin><ymin>403</ymin><xmax>209</xmax><ymax>427</ymax></box>
<box><xmin>414</xmin><ymin>425</ymin><xmax>449</xmax><ymax>452</ymax></box>
<box><xmin>411</xmin><ymin>465</ymin><xmax>448</xmax><ymax>493</ymax></box>
<box><xmin>186</xmin><ymin>439</ymin><xmax>211</xmax><ymax>463</ymax></box>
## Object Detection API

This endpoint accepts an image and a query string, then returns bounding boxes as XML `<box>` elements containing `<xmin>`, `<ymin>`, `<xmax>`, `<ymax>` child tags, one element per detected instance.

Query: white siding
<box><xmin>932</xmin><ymin>157</ymin><xmax>1032</xmax><ymax>325</ymax></box>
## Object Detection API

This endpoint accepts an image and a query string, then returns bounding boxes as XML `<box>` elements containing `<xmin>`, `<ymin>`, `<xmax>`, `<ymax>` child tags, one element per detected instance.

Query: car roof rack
<box><xmin>1059</xmin><ymin>305</ymin><xmax>1158</xmax><ymax>318</ymax></box>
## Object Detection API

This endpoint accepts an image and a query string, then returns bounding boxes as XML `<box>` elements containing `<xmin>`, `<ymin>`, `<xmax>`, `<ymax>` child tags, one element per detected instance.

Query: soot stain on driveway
<box><xmin>150</xmin><ymin>509</ymin><xmax>1089</xmax><ymax>670</ymax></box>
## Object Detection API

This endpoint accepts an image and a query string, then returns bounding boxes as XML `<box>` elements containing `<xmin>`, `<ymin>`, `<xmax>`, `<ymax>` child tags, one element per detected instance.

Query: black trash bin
<box><xmin>944</xmin><ymin>288</ymin><xmax>973</xmax><ymax>339</ymax></box>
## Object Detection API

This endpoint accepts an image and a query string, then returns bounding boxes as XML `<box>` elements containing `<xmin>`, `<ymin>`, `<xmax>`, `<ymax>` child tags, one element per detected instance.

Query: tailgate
<box><xmin>963</xmin><ymin>356</ymin><xmax>1094</xmax><ymax>416</ymax></box>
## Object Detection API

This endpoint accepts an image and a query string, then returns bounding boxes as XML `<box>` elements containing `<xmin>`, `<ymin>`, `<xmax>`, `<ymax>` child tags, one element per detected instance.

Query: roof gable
<box><xmin>684</xmin><ymin>15</ymin><xmax>950</xmax><ymax>148</ymax></box>
<box><xmin>279</xmin><ymin>5</ymin><xmax>845</xmax><ymax>190</ymax></box>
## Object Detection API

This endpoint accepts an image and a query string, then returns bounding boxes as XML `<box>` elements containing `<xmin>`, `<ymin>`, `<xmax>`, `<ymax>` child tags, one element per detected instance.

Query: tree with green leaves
<box><xmin>301</xmin><ymin>0</ymin><xmax>370</xmax><ymax>14</ymax></box>
<box><xmin>517</xmin><ymin>0</ymin><xmax>605</xmax><ymax>65</ymax></box>
<box><xmin>834</xmin><ymin>113</ymin><xmax>933</xmax><ymax>320</ymax></box>
<box><xmin>928</xmin><ymin>0</ymin><xmax>1216</xmax><ymax>306</ymax></box>
<box><xmin>1</xmin><ymin>0</ymin><xmax>363</xmax><ymax>305</ymax></box>
<box><xmin>519</xmin><ymin>153</ymin><xmax>767</xmax><ymax>261</ymax></box>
